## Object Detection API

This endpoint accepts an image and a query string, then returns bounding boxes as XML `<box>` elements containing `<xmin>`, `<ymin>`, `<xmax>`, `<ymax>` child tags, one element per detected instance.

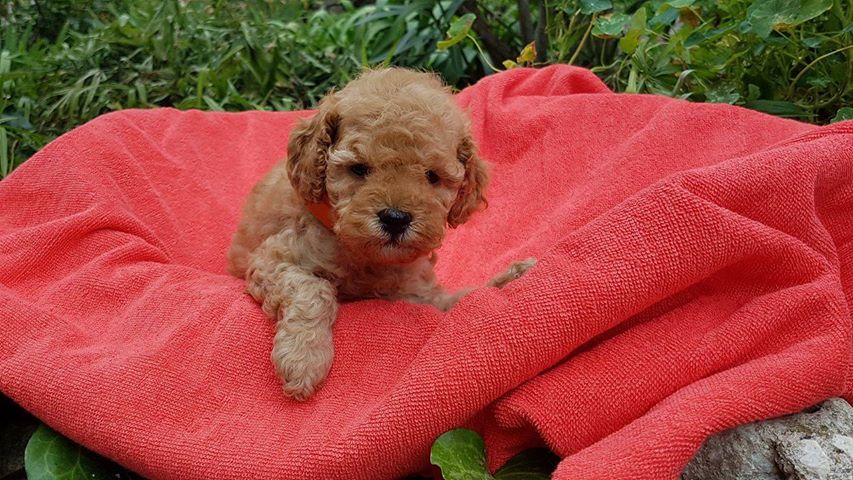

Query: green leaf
<box><xmin>494</xmin><ymin>449</ymin><xmax>559</xmax><ymax>480</ymax></box>
<box><xmin>705</xmin><ymin>87</ymin><xmax>740</xmax><ymax>104</ymax></box>
<box><xmin>684</xmin><ymin>24</ymin><xmax>735</xmax><ymax>47</ymax></box>
<box><xmin>580</xmin><ymin>0</ymin><xmax>612</xmax><ymax>15</ymax></box>
<box><xmin>437</xmin><ymin>13</ymin><xmax>476</xmax><ymax>50</ymax></box>
<box><xmin>806</xmin><ymin>75</ymin><xmax>831</xmax><ymax>88</ymax></box>
<box><xmin>831</xmin><ymin>107</ymin><xmax>853</xmax><ymax>123</ymax></box>
<box><xmin>795</xmin><ymin>0</ymin><xmax>833</xmax><ymax>23</ymax></box>
<box><xmin>591</xmin><ymin>13</ymin><xmax>630</xmax><ymax>38</ymax></box>
<box><xmin>0</xmin><ymin>127</ymin><xmax>8</xmax><ymax>178</ymax></box>
<box><xmin>0</xmin><ymin>113</ymin><xmax>34</xmax><ymax>130</ymax></box>
<box><xmin>666</xmin><ymin>0</ymin><xmax>696</xmax><ymax>7</ymax></box>
<box><xmin>649</xmin><ymin>7</ymin><xmax>679</xmax><ymax>28</ymax></box>
<box><xmin>619</xmin><ymin>8</ymin><xmax>648</xmax><ymax>54</ymax></box>
<box><xmin>0</xmin><ymin>50</ymin><xmax>11</xmax><ymax>75</ymax></box>
<box><xmin>801</xmin><ymin>37</ymin><xmax>822</xmax><ymax>48</ymax></box>
<box><xmin>625</xmin><ymin>66</ymin><xmax>639</xmax><ymax>93</ymax></box>
<box><xmin>24</xmin><ymin>425</ymin><xmax>123</xmax><ymax>480</ymax></box>
<box><xmin>745</xmin><ymin>0</ymin><xmax>832</xmax><ymax>38</ymax></box>
<box><xmin>746</xmin><ymin>99</ymin><xmax>804</xmax><ymax>116</ymax></box>
<box><xmin>430</xmin><ymin>429</ymin><xmax>494</xmax><ymax>480</ymax></box>
<box><xmin>747</xmin><ymin>84</ymin><xmax>761</xmax><ymax>101</ymax></box>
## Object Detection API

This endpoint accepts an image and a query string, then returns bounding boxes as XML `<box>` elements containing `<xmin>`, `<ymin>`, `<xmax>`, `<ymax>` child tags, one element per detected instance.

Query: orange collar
<box><xmin>306</xmin><ymin>201</ymin><xmax>334</xmax><ymax>230</ymax></box>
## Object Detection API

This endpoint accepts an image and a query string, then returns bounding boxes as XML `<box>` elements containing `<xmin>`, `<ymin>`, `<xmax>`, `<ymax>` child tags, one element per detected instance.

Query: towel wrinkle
<box><xmin>0</xmin><ymin>65</ymin><xmax>850</xmax><ymax>480</ymax></box>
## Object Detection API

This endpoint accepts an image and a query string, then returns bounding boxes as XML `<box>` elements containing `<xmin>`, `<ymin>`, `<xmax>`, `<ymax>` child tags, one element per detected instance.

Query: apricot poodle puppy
<box><xmin>227</xmin><ymin>68</ymin><xmax>535</xmax><ymax>400</ymax></box>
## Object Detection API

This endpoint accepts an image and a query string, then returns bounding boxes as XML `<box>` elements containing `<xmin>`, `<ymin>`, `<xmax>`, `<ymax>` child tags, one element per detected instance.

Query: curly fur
<box><xmin>227</xmin><ymin>68</ymin><xmax>535</xmax><ymax>400</ymax></box>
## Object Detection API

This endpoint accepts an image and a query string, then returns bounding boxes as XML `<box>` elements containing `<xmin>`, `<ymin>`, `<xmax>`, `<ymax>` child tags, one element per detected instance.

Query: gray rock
<box><xmin>776</xmin><ymin>437</ymin><xmax>832</xmax><ymax>479</ymax></box>
<box><xmin>681</xmin><ymin>398</ymin><xmax>853</xmax><ymax>480</ymax></box>
<box><xmin>830</xmin><ymin>434</ymin><xmax>853</xmax><ymax>457</ymax></box>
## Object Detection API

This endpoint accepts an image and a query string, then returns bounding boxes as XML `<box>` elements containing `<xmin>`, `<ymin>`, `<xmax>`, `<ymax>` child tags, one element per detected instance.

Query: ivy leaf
<box><xmin>831</xmin><ymin>107</ymin><xmax>853</xmax><ymax>123</ymax></box>
<box><xmin>745</xmin><ymin>0</ymin><xmax>832</xmax><ymax>38</ymax></box>
<box><xmin>437</xmin><ymin>13</ymin><xmax>476</xmax><ymax>50</ymax></box>
<box><xmin>580</xmin><ymin>0</ymin><xmax>612</xmax><ymax>15</ymax></box>
<box><xmin>591</xmin><ymin>13</ymin><xmax>631</xmax><ymax>38</ymax></box>
<box><xmin>430</xmin><ymin>429</ymin><xmax>494</xmax><ymax>480</ymax></box>
<box><xmin>24</xmin><ymin>425</ymin><xmax>129</xmax><ymax>480</ymax></box>
<box><xmin>431</xmin><ymin>429</ymin><xmax>560</xmax><ymax>480</ymax></box>
<box><xmin>494</xmin><ymin>449</ymin><xmax>559</xmax><ymax>480</ymax></box>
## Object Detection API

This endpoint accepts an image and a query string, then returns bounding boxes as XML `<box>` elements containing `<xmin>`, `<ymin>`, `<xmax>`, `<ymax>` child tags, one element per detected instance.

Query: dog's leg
<box><xmin>404</xmin><ymin>286</ymin><xmax>473</xmax><ymax>312</ymax></box>
<box><xmin>404</xmin><ymin>258</ymin><xmax>538</xmax><ymax>311</ymax></box>
<box><xmin>245</xmin><ymin>234</ymin><xmax>337</xmax><ymax>400</ymax></box>
<box><xmin>488</xmin><ymin>257</ymin><xmax>537</xmax><ymax>288</ymax></box>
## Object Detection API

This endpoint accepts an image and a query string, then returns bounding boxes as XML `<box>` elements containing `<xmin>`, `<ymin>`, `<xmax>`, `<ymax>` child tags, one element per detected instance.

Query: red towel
<box><xmin>1</xmin><ymin>66</ymin><xmax>851</xmax><ymax>480</ymax></box>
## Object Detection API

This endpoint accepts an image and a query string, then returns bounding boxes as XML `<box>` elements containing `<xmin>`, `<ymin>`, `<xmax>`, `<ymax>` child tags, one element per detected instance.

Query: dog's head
<box><xmin>286</xmin><ymin>68</ymin><xmax>488</xmax><ymax>264</ymax></box>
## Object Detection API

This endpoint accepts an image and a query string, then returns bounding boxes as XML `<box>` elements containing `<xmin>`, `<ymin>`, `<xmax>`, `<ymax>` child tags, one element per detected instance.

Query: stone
<box><xmin>681</xmin><ymin>398</ymin><xmax>853</xmax><ymax>480</ymax></box>
<box><xmin>776</xmin><ymin>437</ymin><xmax>831</xmax><ymax>479</ymax></box>
<box><xmin>829</xmin><ymin>434</ymin><xmax>853</xmax><ymax>457</ymax></box>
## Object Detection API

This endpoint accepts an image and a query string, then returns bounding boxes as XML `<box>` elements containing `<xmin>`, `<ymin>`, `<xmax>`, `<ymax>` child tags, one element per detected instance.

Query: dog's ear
<box><xmin>286</xmin><ymin>96</ymin><xmax>340</xmax><ymax>203</ymax></box>
<box><xmin>448</xmin><ymin>135</ymin><xmax>489</xmax><ymax>227</ymax></box>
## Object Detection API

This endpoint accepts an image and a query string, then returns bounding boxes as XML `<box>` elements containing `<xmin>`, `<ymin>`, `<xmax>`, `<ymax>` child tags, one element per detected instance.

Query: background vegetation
<box><xmin>0</xmin><ymin>0</ymin><xmax>851</xmax><ymax>478</ymax></box>
<box><xmin>1</xmin><ymin>0</ymin><xmax>851</xmax><ymax>178</ymax></box>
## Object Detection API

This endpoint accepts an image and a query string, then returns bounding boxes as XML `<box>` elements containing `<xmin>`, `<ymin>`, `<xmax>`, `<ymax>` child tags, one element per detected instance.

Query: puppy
<box><xmin>227</xmin><ymin>68</ymin><xmax>535</xmax><ymax>400</ymax></box>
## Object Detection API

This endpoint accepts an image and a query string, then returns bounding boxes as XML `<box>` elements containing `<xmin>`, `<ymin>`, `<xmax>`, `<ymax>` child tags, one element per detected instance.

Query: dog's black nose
<box><xmin>377</xmin><ymin>208</ymin><xmax>412</xmax><ymax>235</ymax></box>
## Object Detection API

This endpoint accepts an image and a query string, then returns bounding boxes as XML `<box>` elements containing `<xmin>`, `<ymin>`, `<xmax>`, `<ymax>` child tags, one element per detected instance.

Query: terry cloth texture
<box><xmin>1</xmin><ymin>66</ymin><xmax>852</xmax><ymax>479</ymax></box>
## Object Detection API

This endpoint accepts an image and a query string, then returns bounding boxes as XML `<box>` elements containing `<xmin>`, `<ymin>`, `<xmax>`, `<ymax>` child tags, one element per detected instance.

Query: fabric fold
<box><xmin>1</xmin><ymin>66</ymin><xmax>850</xmax><ymax>480</ymax></box>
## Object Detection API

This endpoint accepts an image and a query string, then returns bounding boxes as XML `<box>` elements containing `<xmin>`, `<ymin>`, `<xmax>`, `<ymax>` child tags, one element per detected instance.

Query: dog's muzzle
<box><xmin>377</xmin><ymin>208</ymin><xmax>411</xmax><ymax>236</ymax></box>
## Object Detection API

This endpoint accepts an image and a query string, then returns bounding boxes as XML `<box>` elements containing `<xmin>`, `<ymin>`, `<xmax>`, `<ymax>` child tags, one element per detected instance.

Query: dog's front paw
<box><xmin>271</xmin><ymin>328</ymin><xmax>334</xmax><ymax>401</ymax></box>
<box><xmin>488</xmin><ymin>257</ymin><xmax>537</xmax><ymax>288</ymax></box>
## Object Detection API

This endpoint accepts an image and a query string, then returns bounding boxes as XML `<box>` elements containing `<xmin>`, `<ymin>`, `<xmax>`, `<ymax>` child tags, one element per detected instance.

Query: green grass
<box><xmin>0</xmin><ymin>0</ymin><xmax>508</xmax><ymax>176</ymax></box>
<box><xmin>1</xmin><ymin>0</ymin><xmax>851</xmax><ymax>179</ymax></box>
<box><xmin>0</xmin><ymin>0</ymin><xmax>363</xmax><ymax>174</ymax></box>
<box><xmin>0</xmin><ymin>3</ymin><xmax>851</xmax><ymax>476</ymax></box>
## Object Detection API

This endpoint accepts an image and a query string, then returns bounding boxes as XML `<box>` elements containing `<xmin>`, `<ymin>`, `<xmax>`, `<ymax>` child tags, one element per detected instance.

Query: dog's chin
<box><xmin>339</xmin><ymin>234</ymin><xmax>438</xmax><ymax>265</ymax></box>
<box><xmin>375</xmin><ymin>242</ymin><xmax>426</xmax><ymax>264</ymax></box>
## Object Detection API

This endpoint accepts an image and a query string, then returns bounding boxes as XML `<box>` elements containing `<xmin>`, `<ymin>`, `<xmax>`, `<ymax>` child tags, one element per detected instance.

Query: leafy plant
<box><xmin>349</xmin><ymin>1</ymin><xmax>485</xmax><ymax>84</ymax></box>
<box><xmin>832</xmin><ymin>106</ymin><xmax>853</xmax><ymax>123</ymax></box>
<box><xmin>545</xmin><ymin>0</ymin><xmax>852</xmax><ymax>122</ymax></box>
<box><xmin>24</xmin><ymin>424</ymin><xmax>139</xmax><ymax>480</ymax></box>
<box><xmin>0</xmin><ymin>0</ymin><xmax>521</xmax><ymax>177</ymax></box>
<box><xmin>0</xmin><ymin>0</ymin><xmax>356</xmax><ymax>175</ymax></box>
<box><xmin>430</xmin><ymin>428</ymin><xmax>559</xmax><ymax>480</ymax></box>
<box><xmin>1</xmin><ymin>0</ymin><xmax>850</xmax><ymax>177</ymax></box>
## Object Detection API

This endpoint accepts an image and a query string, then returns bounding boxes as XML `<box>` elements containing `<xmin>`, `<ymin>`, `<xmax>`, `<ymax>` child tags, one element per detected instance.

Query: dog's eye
<box><xmin>426</xmin><ymin>170</ymin><xmax>440</xmax><ymax>185</ymax></box>
<box><xmin>350</xmin><ymin>163</ymin><xmax>369</xmax><ymax>177</ymax></box>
